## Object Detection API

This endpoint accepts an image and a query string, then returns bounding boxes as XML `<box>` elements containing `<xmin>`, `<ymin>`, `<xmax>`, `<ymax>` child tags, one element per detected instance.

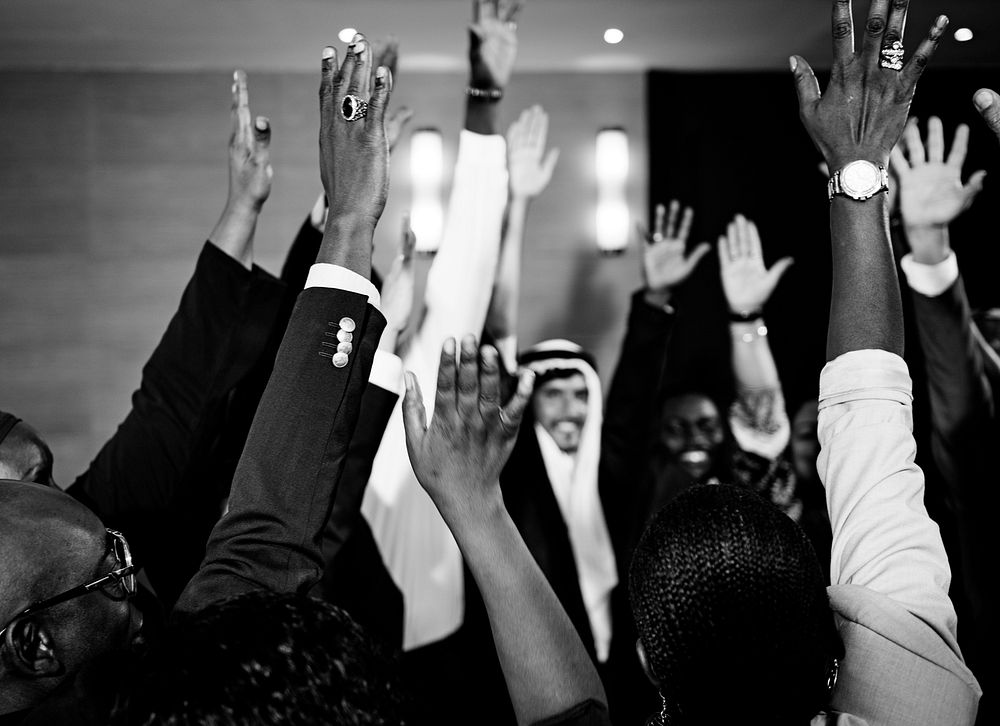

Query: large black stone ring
<box><xmin>879</xmin><ymin>40</ymin><xmax>904</xmax><ymax>71</ymax></box>
<box><xmin>341</xmin><ymin>94</ymin><xmax>368</xmax><ymax>122</ymax></box>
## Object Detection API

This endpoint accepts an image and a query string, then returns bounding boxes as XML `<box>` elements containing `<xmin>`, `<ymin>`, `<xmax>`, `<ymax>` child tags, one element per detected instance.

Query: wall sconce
<box><xmin>595</xmin><ymin>127</ymin><xmax>630</xmax><ymax>254</ymax></box>
<box><xmin>409</xmin><ymin>127</ymin><xmax>444</xmax><ymax>254</ymax></box>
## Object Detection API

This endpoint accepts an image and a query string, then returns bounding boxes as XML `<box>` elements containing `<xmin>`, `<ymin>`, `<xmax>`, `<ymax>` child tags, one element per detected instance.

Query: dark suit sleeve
<box><xmin>175</xmin><ymin>286</ymin><xmax>386</xmax><ymax>613</ymax></box>
<box><xmin>599</xmin><ymin>291</ymin><xmax>674</xmax><ymax>551</ymax></box>
<box><xmin>910</xmin><ymin>275</ymin><xmax>996</xmax><ymax>642</ymax></box>
<box><xmin>66</xmin><ymin>242</ymin><xmax>284</xmax><ymax>533</ymax></box>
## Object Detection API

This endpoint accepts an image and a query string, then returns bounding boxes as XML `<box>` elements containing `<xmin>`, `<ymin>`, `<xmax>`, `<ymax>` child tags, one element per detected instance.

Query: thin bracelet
<box><xmin>466</xmin><ymin>86</ymin><xmax>503</xmax><ymax>100</ymax></box>
<box><xmin>729</xmin><ymin>309</ymin><xmax>763</xmax><ymax>323</ymax></box>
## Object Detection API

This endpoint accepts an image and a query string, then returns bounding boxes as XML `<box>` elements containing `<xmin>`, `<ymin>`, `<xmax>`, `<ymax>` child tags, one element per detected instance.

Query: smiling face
<box><xmin>531</xmin><ymin>373</ymin><xmax>589</xmax><ymax>454</ymax></box>
<box><xmin>659</xmin><ymin>393</ymin><xmax>725</xmax><ymax>481</ymax></box>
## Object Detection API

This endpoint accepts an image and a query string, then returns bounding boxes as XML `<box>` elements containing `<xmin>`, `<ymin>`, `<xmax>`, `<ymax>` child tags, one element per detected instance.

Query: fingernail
<box><xmin>462</xmin><ymin>334</ymin><xmax>477</xmax><ymax>352</ymax></box>
<box><xmin>444</xmin><ymin>338</ymin><xmax>456</xmax><ymax>356</ymax></box>
<box><xmin>788</xmin><ymin>56</ymin><xmax>797</xmax><ymax>72</ymax></box>
<box><xmin>352</xmin><ymin>32</ymin><xmax>364</xmax><ymax>44</ymax></box>
<box><xmin>322</xmin><ymin>46</ymin><xmax>334</xmax><ymax>59</ymax></box>
<box><xmin>404</xmin><ymin>371</ymin><xmax>415</xmax><ymax>392</ymax></box>
<box><xmin>975</xmin><ymin>90</ymin><xmax>994</xmax><ymax>110</ymax></box>
<box><xmin>375</xmin><ymin>65</ymin><xmax>387</xmax><ymax>86</ymax></box>
<box><xmin>255</xmin><ymin>116</ymin><xmax>269</xmax><ymax>131</ymax></box>
<box><xmin>233</xmin><ymin>70</ymin><xmax>240</xmax><ymax>81</ymax></box>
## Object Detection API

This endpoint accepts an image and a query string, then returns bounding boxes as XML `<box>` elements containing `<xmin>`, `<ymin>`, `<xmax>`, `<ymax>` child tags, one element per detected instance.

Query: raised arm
<box><xmin>403</xmin><ymin>338</ymin><xmax>608</xmax><ymax>726</ymax></box>
<box><xmin>792</xmin><ymin>0</ymin><xmax>960</xmax><ymax>635</ymax></box>
<box><xmin>486</xmin><ymin>105</ymin><xmax>559</xmax><ymax>369</ymax></box>
<box><xmin>718</xmin><ymin>214</ymin><xmax>793</xmax><ymax>459</ymax></box>
<box><xmin>66</xmin><ymin>73</ymin><xmax>284</xmax><ymax>582</ymax></box>
<box><xmin>176</xmin><ymin>33</ymin><xmax>393</xmax><ymax>613</ymax></box>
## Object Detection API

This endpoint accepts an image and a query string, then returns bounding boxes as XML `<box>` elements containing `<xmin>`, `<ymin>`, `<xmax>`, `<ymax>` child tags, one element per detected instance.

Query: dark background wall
<box><xmin>647</xmin><ymin>68</ymin><xmax>1000</xmax><ymax>412</ymax></box>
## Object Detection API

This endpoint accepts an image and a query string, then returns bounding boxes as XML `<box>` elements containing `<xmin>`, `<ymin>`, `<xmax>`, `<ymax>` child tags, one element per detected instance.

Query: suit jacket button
<box><xmin>332</xmin><ymin>352</ymin><xmax>349</xmax><ymax>368</ymax></box>
<box><xmin>337</xmin><ymin>329</ymin><xmax>354</xmax><ymax>343</ymax></box>
<box><xmin>339</xmin><ymin>317</ymin><xmax>356</xmax><ymax>333</ymax></box>
<box><xmin>337</xmin><ymin>342</ymin><xmax>353</xmax><ymax>354</ymax></box>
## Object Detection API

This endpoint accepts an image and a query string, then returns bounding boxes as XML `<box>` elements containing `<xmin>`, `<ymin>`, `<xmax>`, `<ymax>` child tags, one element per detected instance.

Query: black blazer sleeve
<box><xmin>598</xmin><ymin>290</ymin><xmax>674</xmax><ymax>556</ymax></box>
<box><xmin>66</xmin><ymin>242</ymin><xmax>284</xmax><ymax>547</ymax></box>
<box><xmin>174</xmin><ymin>286</ymin><xmax>386</xmax><ymax>613</ymax></box>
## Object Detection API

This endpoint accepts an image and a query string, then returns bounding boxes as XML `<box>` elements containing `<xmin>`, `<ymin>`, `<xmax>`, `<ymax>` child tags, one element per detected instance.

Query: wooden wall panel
<box><xmin>0</xmin><ymin>69</ymin><xmax>646</xmax><ymax>484</ymax></box>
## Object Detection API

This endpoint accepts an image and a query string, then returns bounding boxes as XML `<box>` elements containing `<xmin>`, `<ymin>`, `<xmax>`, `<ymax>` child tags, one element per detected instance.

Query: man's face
<box><xmin>531</xmin><ymin>373</ymin><xmax>589</xmax><ymax>454</ymax></box>
<box><xmin>790</xmin><ymin>399</ymin><xmax>819</xmax><ymax>483</ymax></box>
<box><xmin>0</xmin><ymin>422</ymin><xmax>55</xmax><ymax>487</ymax></box>
<box><xmin>659</xmin><ymin>394</ymin><xmax>724</xmax><ymax>480</ymax></box>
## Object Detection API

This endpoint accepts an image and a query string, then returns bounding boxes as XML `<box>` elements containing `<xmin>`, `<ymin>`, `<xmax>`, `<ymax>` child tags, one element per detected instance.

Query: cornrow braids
<box><xmin>629</xmin><ymin>484</ymin><xmax>840</xmax><ymax>725</ymax></box>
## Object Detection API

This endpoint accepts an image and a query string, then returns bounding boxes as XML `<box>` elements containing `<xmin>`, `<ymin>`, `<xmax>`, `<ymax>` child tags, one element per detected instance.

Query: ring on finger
<box><xmin>341</xmin><ymin>94</ymin><xmax>369</xmax><ymax>122</ymax></box>
<box><xmin>652</xmin><ymin>232</ymin><xmax>665</xmax><ymax>243</ymax></box>
<box><xmin>879</xmin><ymin>40</ymin><xmax>905</xmax><ymax>71</ymax></box>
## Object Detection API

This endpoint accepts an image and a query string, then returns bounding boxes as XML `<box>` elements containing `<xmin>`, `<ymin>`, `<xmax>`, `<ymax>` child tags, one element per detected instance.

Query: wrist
<box><xmin>643</xmin><ymin>287</ymin><xmax>673</xmax><ymax>309</ymax></box>
<box><xmin>728</xmin><ymin>308</ymin><xmax>764</xmax><ymax>322</ymax></box>
<box><xmin>225</xmin><ymin>196</ymin><xmax>265</xmax><ymax>216</ymax></box>
<box><xmin>904</xmin><ymin>224</ymin><xmax>951</xmax><ymax>265</ymax></box>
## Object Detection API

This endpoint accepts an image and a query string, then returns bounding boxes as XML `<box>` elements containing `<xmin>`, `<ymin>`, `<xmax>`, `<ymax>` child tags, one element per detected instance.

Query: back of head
<box><xmin>629</xmin><ymin>484</ymin><xmax>839</xmax><ymax>725</ymax></box>
<box><xmin>114</xmin><ymin>590</ymin><xmax>402</xmax><ymax>726</ymax></box>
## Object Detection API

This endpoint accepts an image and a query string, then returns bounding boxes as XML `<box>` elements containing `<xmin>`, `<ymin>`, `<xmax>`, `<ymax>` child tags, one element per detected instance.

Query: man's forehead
<box><xmin>535</xmin><ymin>374</ymin><xmax>587</xmax><ymax>393</ymax></box>
<box><xmin>662</xmin><ymin>393</ymin><xmax>718</xmax><ymax>420</ymax></box>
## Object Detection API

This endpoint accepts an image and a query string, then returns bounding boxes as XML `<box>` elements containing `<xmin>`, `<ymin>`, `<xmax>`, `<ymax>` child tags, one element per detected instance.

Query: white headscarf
<box><xmin>521</xmin><ymin>340</ymin><xmax>619</xmax><ymax>662</ymax></box>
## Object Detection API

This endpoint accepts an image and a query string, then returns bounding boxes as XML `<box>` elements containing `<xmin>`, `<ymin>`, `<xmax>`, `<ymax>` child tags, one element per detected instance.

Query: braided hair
<box><xmin>629</xmin><ymin>484</ymin><xmax>841</xmax><ymax>725</ymax></box>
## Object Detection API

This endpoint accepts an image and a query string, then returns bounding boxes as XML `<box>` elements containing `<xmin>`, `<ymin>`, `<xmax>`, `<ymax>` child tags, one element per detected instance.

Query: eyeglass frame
<box><xmin>0</xmin><ymin>528</ymin><xmax>137</xmax><ymax>641</ymax></box>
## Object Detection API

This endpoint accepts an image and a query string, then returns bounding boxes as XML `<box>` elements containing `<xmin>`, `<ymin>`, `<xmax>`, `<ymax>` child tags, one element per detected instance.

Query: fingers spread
<box><xmin>883</xmin><ymin>0</ymin><xmax>910</xmax><ymax>50</ymax></box>
<box><xmin>926</xmin><ymin>116</ymin><xmax>944</xmax><ymax>163</ymax></box>
<box><xmin>974</xmin><ymin>89</ymin><xmax>1000</xmax><ymax>140</ymax></box>
<box><xmin>436</xmin><ymin>338</ymin><xmax>458</xmax><ymax>419</ymax></box>
<box><xmin>947</xmin><ymin>123</ymin><xmax>970</xmax><ymax>169</ymax></box>
<box><xmin>902</xmin><ymin>14</ymin><xmax>948</xmax><ymax>86</ymax></box>
<box><xmin>830</xmin><ymin>0</ymin><xmax>855</xmax><ymax>63</ymax></box>
<box><xmin>652</xmin><ymin>203</ymin><xmax>666</xmax><ymax>241</ymax></box>
<box><xmin>860</xmin><ymin>0</ymin><xmax>892</xmax><ymax>65</ymax></box>
<box><xmin>685</xmin><ymin>242</ymin><xmax>711</xmax><ymax>272</ymax></box>
<box><xmin>665</xmin><ymin>199</ymin><xmax>680</xmax><ymax>239</ymax></box>
<box><xmin>500</xmin><ymin>369</ymin><xmax>535</xmax><ymax>437</ymax></box>
<box><xmin>368</xmin><ymin>65</ymin><xmax>392</xmax><ymax>126</ymax></box>
<box><xmin>346</xmin><ymin>34</ymin><xmax>373</xmax><ymax>99</ymax></box>
<box><xmin>889</xmin><ymin>144</ymin><xmax>910</xmax><ymax>177</ymax></box>
<box><xmin>456</xmin><ymin>335</ymin><xmax>480</xmax><ymax>420</ymax></box>
<box><xmin>963</xmin><ymin>169</ymin><xmax>987</xmax><ymax>202</ymax></box>
<box><xmin>319</xmin><ymin>46</ymin><xmax>338</xmax><ymax>116</ymax></box>
<box><xmin>903</xmin><ymin>118</ymin><xmax>925</xmax><ymax>164</ymax></box>
<box><xmin>676</xmin><ymin>206</ymin><xmax>694</xmax><ymax>243</ymax></box>
<box><xmin>477</xmin><ymin>345</ymin><xmax>502</xmax><ymax>417</ymax></box>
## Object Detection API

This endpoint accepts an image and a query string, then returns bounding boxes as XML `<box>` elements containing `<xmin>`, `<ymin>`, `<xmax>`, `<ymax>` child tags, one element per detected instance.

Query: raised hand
<box><xmin>892</xmin><ymin>117</ymin><xmax>986</xmax><ymax>231</ymax></box>
<box><xmin>227</xmin><ymin>70</ymin><xmax>273</xmax><ymax>212</ymax></box>
<box><xmin>380</xmin><ymin>215</ymin><xmax>418</xmax><ymax>348</ymax></box>
<box><xmin>974</xmin><ymin>88</ymin><xmax>1000</xmax><ymax>142</ymax></box>
<box><xmin>507</xmin><ymin>105</ymin><xmax>560</xmax><ymax>200</ymax></box>
<box><xmin>318</xmin><ymin>32</ymin><xmax>393</xmax><ymax>274</ymax></box>
<box><xmin>469</xmin><ymin>0</ymin><xmax>521</xmax><ymax>90</ymax></box>
<box><xmin>791</xmin><ymin>3</ymin><xmax>949</xmax><ymax>171</ymax></box>
<box><xmin>208</xmin><ymin>70</ymin><xmax>272</xmax><ymax>268</ymax></box>
<box><xmin>402</xmin><ymin>336</ymin><xmax>534</xmax><ymax>524</ymax></box>
<box><xmin>638</xmin><ymin>200</ymin><xmax>711</xmax><ymax>305</ymax></box>
<box><xmin>718</xmin><ymin>215</ymin><xmax>793</xmax><ymax>316</ymax></box>
<box><xmin>370</xmin><ymin>36</ymin><xmax>414</xmax><ymax>151</ymax></box>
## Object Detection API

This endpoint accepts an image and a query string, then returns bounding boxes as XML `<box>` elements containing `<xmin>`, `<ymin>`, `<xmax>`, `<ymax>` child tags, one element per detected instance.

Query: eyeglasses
<box><xmin>0</xmin><ymin>529</ymin><xmax>136</xmax><ymax>640</ymax></box>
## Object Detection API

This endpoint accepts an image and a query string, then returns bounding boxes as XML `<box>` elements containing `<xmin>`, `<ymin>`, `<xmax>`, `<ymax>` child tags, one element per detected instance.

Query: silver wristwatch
<box><xmin>827</xmin><ymin>160</ymin><xmax>889</xmax><ymax>202</ymax></box>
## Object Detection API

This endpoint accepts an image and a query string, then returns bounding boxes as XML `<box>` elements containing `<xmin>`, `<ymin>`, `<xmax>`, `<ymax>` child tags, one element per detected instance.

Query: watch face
<box><xmin>841</xmin><ymin>161</ymin><xmax>882</xmax><ymax>197</ymax></box>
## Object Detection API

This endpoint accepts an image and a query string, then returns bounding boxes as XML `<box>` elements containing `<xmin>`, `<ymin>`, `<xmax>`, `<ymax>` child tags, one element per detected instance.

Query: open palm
<box><xmin>719</xmin><ymin>215</ymin><xmax>792</xmax><ymax>314</ymax></box>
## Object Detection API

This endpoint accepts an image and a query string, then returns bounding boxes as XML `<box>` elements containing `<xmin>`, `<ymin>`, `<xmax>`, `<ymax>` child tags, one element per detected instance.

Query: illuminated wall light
<box><xmin>954</xmin><ymin>28</ymin><xmax>974</xmax><ymax>42</ymax></box>
<box><xmin>595</xmin><ymin>127</ymin><xmax>630</xmax><ymax>253</ymax></box>
<box><xmin>409</xmin><ymin>128</ymin><xmax>445</xmax><ymax>253</ymax></box>
<box><xmin>603</xmin><ymin>28</ymin><xmax>624</xmax><ymax>44</ymax></box>
<box><xmin>338</xmin><ymin>27</ymin><xmax>357</xmax><ymax>43</ymax></box>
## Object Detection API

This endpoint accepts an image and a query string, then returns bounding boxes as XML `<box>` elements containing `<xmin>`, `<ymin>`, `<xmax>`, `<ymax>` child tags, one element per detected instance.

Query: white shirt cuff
<box><xmin>818</xmin><ymin>350</ymin><xmax>912</xmax><ymax>410</ymax></box>
<box><xmin>304</xmin><ymin>264</ymin><xmax>381</xmax><ymax>309</ymax></box>
<box><xmin>369</xmin><ymin>350</ymin><xmax>404</xmax><ymax>395</ymax></box>
<box><xmin>458</xmin><ymin>129</ymin><xmax>507</xmax><ymax>166</ymax></box>
<box><xmin>899</xmin><ymin>252</ymin><xmax>959</xmax><ymax>298</ymax></box>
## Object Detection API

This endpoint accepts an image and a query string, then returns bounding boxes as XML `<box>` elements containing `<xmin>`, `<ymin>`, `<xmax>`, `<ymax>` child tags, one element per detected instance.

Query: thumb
<box><xmin>789</xmin><ymin>55</ymin><xmax>821</xmax><ymax>112</ymax></box>
<box><xmin>402</xmin><ymin>372</ymin><xmax>428</xmax><ymax>451</ymax></box>
<box><xmin>963</xmin><ymin>170</ymin><xmax>987</xmax><ymax>205</ymax></box>
<box><xmin>541</xmin><ymin>148</ymin><xmax>560</xmax><ymax>182</ymax></box>
<box><xmin>500</xmin><ymin>369</ymin><xmax>535</xmax><ymax>437</ymax></box>
<box><xmin>974</xmin><ymin>89</ymin><xmax>1000</xmax><ymax>141</ymax></box>
<box><xmin>684</xmin><ymin>242</ymin><xmax>712</xmax><ymax>273</ymax></box>
<box><xmin>253</xmin><ymin>116</ymin><xmax>271</xmax><ymax>148</ymax></box>
<box><xmin>766</xmin><ymin>257</ymin><xmax>795</xmax><ymax>289</ymax></box>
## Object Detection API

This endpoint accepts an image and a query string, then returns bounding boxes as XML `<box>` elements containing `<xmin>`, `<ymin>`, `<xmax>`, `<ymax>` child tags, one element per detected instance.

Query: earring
<box><xmin>826</xmin><ymin>657</ymin><xmax>840</xmax><ymax>695</ymax></box>
<box><xmin>645</xmin><ymin>690</ymin><xmax>671</xmax><ymax>726</ymax></box>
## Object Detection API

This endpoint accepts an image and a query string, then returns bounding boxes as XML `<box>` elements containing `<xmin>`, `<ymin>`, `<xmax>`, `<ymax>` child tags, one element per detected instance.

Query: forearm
<box><xmin>828</xmin><ymin>196</ymin><xmax>903</xmax><ymax>359</ymax></box>
<box><xmin>466</xmin><ymin>95</ymin><xmax>501</xmax><ymax>136</ymax></box>
<box><xmin>486</xmin><ymin>196</ymin><xmax>528</xmax><ymax>343</ymax></box>
<box><xmin>207</xmin><ymin>200</ymin><xmax>260</xmax><ymax>270</ymax></box>
<box><xmin>905</xmin><ymin>224</ymin><xmax>951</xmax><ymax>265</ymax></box>
<box><xmin>729</xmin><ymin>321</ymin><xmax>780</xmax><ymax>389</ymax></box>
<box><xmin>450</xmin><ymin>499</ymin><xmax>607</xmax><ymax>725</ymax></box>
